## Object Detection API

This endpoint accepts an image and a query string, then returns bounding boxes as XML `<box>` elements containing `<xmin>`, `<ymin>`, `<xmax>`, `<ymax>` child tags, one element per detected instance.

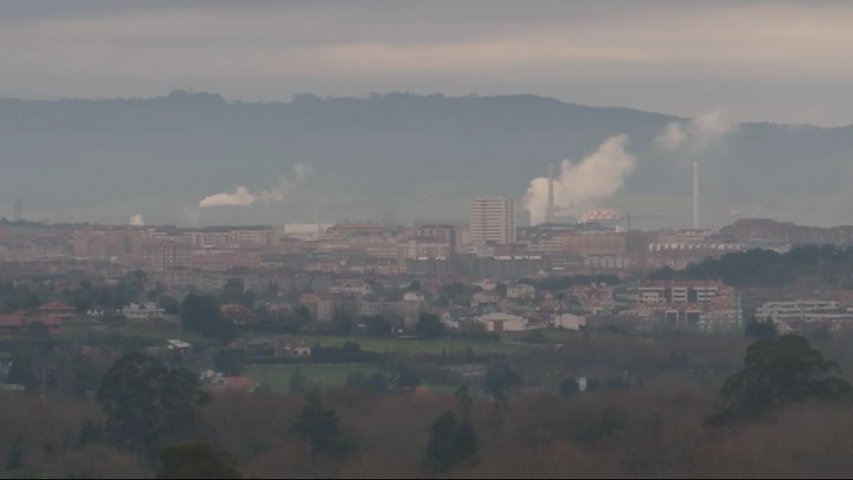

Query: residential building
<box><xmin>469</xmin><ymin>197</ymin><xmax>515</xmax><ymax>245</ymax></box>
<box><xmin>275</xmin><ymin>337</ymin><xmax>313</xmax><ymax>357</ymax></box>
<box><xmin>506</xmin><ymin>283</ymin><xmax>535</xmax><ymax>300</ymax></box>
<box><xmin>142</xmin><ymin>242</ymin><xmax>192</xmax><ymax>272</ymax></box>
<box><xmin>122</xmin><ymin>302</ymin><xmax>165</xmax><ymax>322</ymax></box>
<box><xmin>628</xmin><ymin>280</ymin><xmax>742</xmax><ymax>332</ymax></box>
<box><xmin>477</xmin><ymin>312</ymin><xmax>527</xmax><ymax>332</ymax></box>
<box><xmin>756</xmin><ymin>300</ymin><xmax>853</xmax><ymax>331</ymax></box>
<box><xmin>552</xmin><ymin>313</ymin><xmax>586</xmax><ymax>330</ymax></box>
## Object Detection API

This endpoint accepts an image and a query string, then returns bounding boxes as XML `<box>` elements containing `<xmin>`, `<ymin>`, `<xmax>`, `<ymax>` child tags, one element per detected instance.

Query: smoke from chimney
<box><xmin>652</xmin><ymin>109</ymin><xmax>735</xmax><ymax>229</ymax></box>
<box><xmin>524</xmin><ymin>135</ymin><xmax>637</xmax><ymax>225</ymax></box>
<box><xmin>198</xmin><ymin>163</ymin><xmax>311</xmax><ymax>208</ymax></box>
<box><xmin>653</xmin><ymin>108</ymin><xmax>735</xmax><ymax>154</ymax></box>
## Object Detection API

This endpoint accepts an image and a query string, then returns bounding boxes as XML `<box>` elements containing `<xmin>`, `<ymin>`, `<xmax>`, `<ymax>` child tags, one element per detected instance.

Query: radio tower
<box><xmin>13</xmin><ymin>197</ymin><xmax>22</xmax><ymax>222</ymax></box>
<box><xmin>692</xmin><ymin>160</ymin><xmax>699</xmax><ymax>229</ymax></box>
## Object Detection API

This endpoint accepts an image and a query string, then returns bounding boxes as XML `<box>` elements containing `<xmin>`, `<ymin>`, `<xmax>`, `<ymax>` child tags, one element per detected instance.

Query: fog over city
<box><xmin>0</xmin><ymin>1</ymin><xmax>852</xmax><ymax>227</ymax></box>
<box><xmin>3</xmin><ymin>3</ymin><xmax>853</xmax><ymax>479</ymax></box>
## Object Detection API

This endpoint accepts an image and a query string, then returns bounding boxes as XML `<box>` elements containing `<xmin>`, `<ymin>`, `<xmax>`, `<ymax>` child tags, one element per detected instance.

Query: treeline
<box><xmin>3</xmin><ymin>334</ymin><xmax>853</xmax><ymax>478</ymax></box>
<box><xmin>651</xmin><ymin>245</ymin><xmax>853</xmax><ymax>288</ymax></box>
<box><xmin>523</xmin><ymin>274</ymin><xmax>620</xmax><ymax>291</ymax></box>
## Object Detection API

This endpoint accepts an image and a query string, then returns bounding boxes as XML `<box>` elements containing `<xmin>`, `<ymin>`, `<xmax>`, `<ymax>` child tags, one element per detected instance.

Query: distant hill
<box><xmin>1</xmin><ymin>90</ymin><xmax>851</xmax><ymax>227</ymax></box>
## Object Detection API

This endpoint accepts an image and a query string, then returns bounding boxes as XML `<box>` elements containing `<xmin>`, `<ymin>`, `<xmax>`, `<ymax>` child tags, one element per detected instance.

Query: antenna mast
<box><xmin>692</xmin><ymin>160</ymin><xmax>699</xmax><ymax>229</ymax></box>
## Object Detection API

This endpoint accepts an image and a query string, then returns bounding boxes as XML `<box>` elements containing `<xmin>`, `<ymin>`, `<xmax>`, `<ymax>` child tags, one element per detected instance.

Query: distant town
<box><xmin>2</xmin><ymin>197</ymin><xmax>852</xmax><ymax>347</ymax></box>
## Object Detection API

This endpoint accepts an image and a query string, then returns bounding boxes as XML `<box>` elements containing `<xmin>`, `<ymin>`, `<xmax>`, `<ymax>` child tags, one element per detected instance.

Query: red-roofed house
<box><xmin>221</xmin><ymin>304</ymin><xmax>252</xmax><ymax>324</ymax></box>
<box><xmin>0</xmin><ymin>315</ymin><xmax>26</xmax><ymax>337</ymax></box>
<box><xmin>38</xmin><ymin>302</ymin><xmax>77</xmax><ymax>321</ymax></box>
<box><xmin>0</xmin><ymin>314</ymin><xmax>62</xmax><ymax>337</ymax></box>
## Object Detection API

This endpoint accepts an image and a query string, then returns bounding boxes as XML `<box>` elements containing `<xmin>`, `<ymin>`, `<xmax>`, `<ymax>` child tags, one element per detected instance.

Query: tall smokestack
<box><xmin>546</xmin><ymin>163</ymin><xmax>555</xmax><ymax>223</ymax></box>
<box><xmin>693</xmin><ymin>159</ymin><xmax>699</xmax><ymax>229</ymax></box>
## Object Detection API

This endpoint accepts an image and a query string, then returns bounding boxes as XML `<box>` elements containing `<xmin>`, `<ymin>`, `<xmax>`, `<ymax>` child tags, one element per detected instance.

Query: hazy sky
<box><xmin>3</xmin><ymin>1</ymin><xmax>853</xmax><ymax>126</ymax></box>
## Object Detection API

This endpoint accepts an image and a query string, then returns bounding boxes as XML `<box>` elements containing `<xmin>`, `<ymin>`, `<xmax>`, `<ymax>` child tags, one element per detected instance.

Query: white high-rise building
<box><xmin>469</xmin><ymin>197</ymin><xmax>515</xmax><ymax>245</ymax></box>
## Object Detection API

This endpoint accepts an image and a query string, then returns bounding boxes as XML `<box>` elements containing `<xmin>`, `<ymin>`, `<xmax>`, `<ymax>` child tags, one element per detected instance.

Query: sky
<box><xmin>2</xmin><ymin>1</ymin><xmax>853</xmax><ymax>126</ymax></box>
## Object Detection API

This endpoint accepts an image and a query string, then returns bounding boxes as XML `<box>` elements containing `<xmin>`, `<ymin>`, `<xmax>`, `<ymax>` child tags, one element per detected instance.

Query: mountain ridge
<box><xmin>1</xmin><ymin>91</ymin><xmax>851</xmax><ymax>227</ymax></box>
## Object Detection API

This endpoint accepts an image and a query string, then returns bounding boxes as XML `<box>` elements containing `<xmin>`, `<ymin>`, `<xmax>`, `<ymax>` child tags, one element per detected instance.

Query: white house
<box><xmin>403</xmin><ymin>291</ymin><xmax>425</xmax><ymax>303</ymax></box>
<box><xmin>506</xmin><ymin>283</ymin><xmax>535</xmax><ymax>300</ymax></box>
<box><xmin>122</xmin><ymin>302</ymin><xmax>165</xmax><ymax>322</ymax></box>
<box><xmin>276</xmin><ymin>337</ymin><xmax>313</xmax><ymax>357</ymax></box>
<box><xmin>471</xmin><ymin>291</ymin><xmax>501</xmax><ymax>308</ymax></box>
<box><xmin>552</xmin><ymin>313</ymin><xmax>586</xmax><ymax>330</ymax></box>
<box><xmin>439</xmin><ymin>311</ymin><xmax>460</xmax><ymax>330</ymax></box>
<box><xmin>477</xmin><ymin>312</ymin><xmax>527</xmax><ymax>332</ymax></box>
<box><xmin>166</xmin><ymin>339</ymin><xmax>192</xmax><ymax>351</ymax></box>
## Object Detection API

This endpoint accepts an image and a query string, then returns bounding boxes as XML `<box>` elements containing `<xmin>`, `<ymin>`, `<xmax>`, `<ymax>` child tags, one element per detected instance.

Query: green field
<box><xmin>245</xmin><ymin>364</ymin><xmax>380</xmax><ymax>391</ymax></box>
<box><xmin>287</xmin><ymin>335</ymin><xmax>528</xmax><ymax>355</ymax></box>
<box><xmin>58</xmin><ymin>323</ymin><xmax>530</xmax><ymax>355</ymax></box>
<box><xmin>58</xmin><ymin>322</ymin><xmax>214</xmax><ymax>346</ymax></box>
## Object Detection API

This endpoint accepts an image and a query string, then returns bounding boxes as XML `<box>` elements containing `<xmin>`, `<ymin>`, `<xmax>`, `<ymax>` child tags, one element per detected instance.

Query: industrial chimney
<box><xmin>546</xmin><ymin>163</ymin><xmax>556</xmax><ymax>223</ymax></box>
<box><xmin>693</xmin><ymin>159</ymin><xmax>699</xmax><ymax>229</ymax></box>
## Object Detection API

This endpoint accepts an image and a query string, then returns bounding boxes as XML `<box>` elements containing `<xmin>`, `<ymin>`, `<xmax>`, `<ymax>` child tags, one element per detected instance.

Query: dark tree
<box><xmin>421</xmin><ymin>411</ymin><xmax>478</xmax><ymax>473</ymax></box>
<box><xmin>159</xmin><ymin>442</ymin><xmax>241</xmax><ymax>479</ymax></box>
<box><xmin>289</xmin><ymin>367</ymin><xmax>309</xmax><ymax>394</ymax></box>
<box><xmin>454</xmin><ymin>421</ymin><xmax>478</xmax><ymax>466</ymax></box>
<box><xmin>745</xmin><ymin>315</ymin><xmax>778</xmax><ymax>339</ymax></box>
<box><xmin>455</xmin><ymin>385</ymin><xmax>472</xmax><ymax>417</ymax></box>
<box><xmin>180</xmin><ymin>294</ymin><xmax>237</xmax><ymax>343</ymax></box>
<box><xmin>213</xmin><ymin>349</ymin><xmax>245</xmax><ymax>376</ymax></box>
<box><xmin>97</xmin><ymin>353</ymin><xmax>209</xmax><ymax>452</ymax></box>
<box><xmin>422</xmin><ymin>411</ymin><xmax>458</xmax><ymax>473</ymax></box>
<box><xmin>483</xmin><ymin>363</ymin><xmax>523</xmax><ymax>401</ymax></box>
<box><xmin>560</xmin><ymin>377</ymin><xmax>580</xmax><ymax>396</ymax></box>
<box><xmin>345</xmin><ymin>373</ymin><xmax>389</xmax><ymax>394</ymax></box>
<box><xmin>76</xmin><ymin>419</ymin><xmax>105</xmax><ymax>447</ymax></box>
<box><xmin>290</xmin><ymin>390</ymin><xmax>351</xmax><ymax>455</ymax></box>
<box><xmin>415</xmin><ymin>313</ymin><xmax>444</xmax><ymax>339</ymax></box>
<box><xmin>706</xmin><ymin>334</ymin><xmax>853</xmax><ymax>425</ymax></box>
<box><xmin>159</xmin><ymin>295</ymin><xmax>180</xmax><ymax>315</ymax></box>
<box><xmin>4</xmin><ymin>433</ymin><xmax>22</xmax><ymax>471</ymax></box>
<box><xmin>6</xmin><ymin>348</ymin><xmax>40</xmax><ymax>391</ymax></box>
<box><xmin>70</xmin><ymin>294</ymin><xmax>92</xmax><ymax>313</ymax></box>
<box><xmin>386</xmin><ymin>359</ymin><xmax>422</xmax><ymax>392</ymax></box>
<box><xmin>363</xmin><ymin>315</ymin><xmax>392</xmax><ymax>337</ymax></box>
<box><xmin>221</xmin><ymin>278</ymin><xmax>246</xmax><ymax>305</ymax></box>
<box><xmin>332</xmin><ymin>311</ymin><xmax>355</xmax><ymax>336</ymax></box>
<box><xmin>116</xmin><ymin>270</ymin><xmax>147</xmax><ymax>302</ymax></box>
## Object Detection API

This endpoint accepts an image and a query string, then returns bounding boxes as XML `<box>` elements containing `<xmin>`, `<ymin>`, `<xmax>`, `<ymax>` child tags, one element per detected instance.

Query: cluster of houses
<box><xmin>0</xmin><ymin>301</ymin><xmax>75</xmax><ymax>338</ymax></box>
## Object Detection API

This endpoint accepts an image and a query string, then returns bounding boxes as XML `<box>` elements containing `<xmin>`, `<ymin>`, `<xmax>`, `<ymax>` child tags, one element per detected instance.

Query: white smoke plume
<box><xmin>524</xmin><ymin>135</ymin><xmax>637</xmax><ymax>225</ymax></box>
<box><xmin>129</xmin><ymin>214</ymin><xmax>145</xmax><ymax>226</ymax></box>
<box><xmin>653</xmin><ymin>108</ymin><xmax>735</xmax><ymax>153</ymax></box>
<box><xmin>294</xmin><ymin>163</ymin><xmax>312</xmax><ymax>181</ymax></box>
<box><xmin>199</xmin><ymin>186</ymin><xmax>258</xmax><ymax>208</ymax></box>
<box><xmin>179</xmin><ymin>205</ymin><xmax>201</xmax><ymax>227</ymax></box>
<box><xmin>198</xmin><ymin>164</ymin><xmax>311</xmax><ymax>208</ymax></box>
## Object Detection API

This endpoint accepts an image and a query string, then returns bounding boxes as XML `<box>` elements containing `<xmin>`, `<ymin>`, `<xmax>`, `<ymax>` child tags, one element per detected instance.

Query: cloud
<box><xmin>129</xmin><ymin>213</ymin><xmax>145</xmax><ymax>226</ymax></box>
<box><xmin>524</xmin><ymin>134</ymin><xmax>637</xmax><ymax>225</ymax></box>
<box><xmin>3</xmin><ymin>3</ymin><xmax>853</xmax><ymax>124</ymax></box>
